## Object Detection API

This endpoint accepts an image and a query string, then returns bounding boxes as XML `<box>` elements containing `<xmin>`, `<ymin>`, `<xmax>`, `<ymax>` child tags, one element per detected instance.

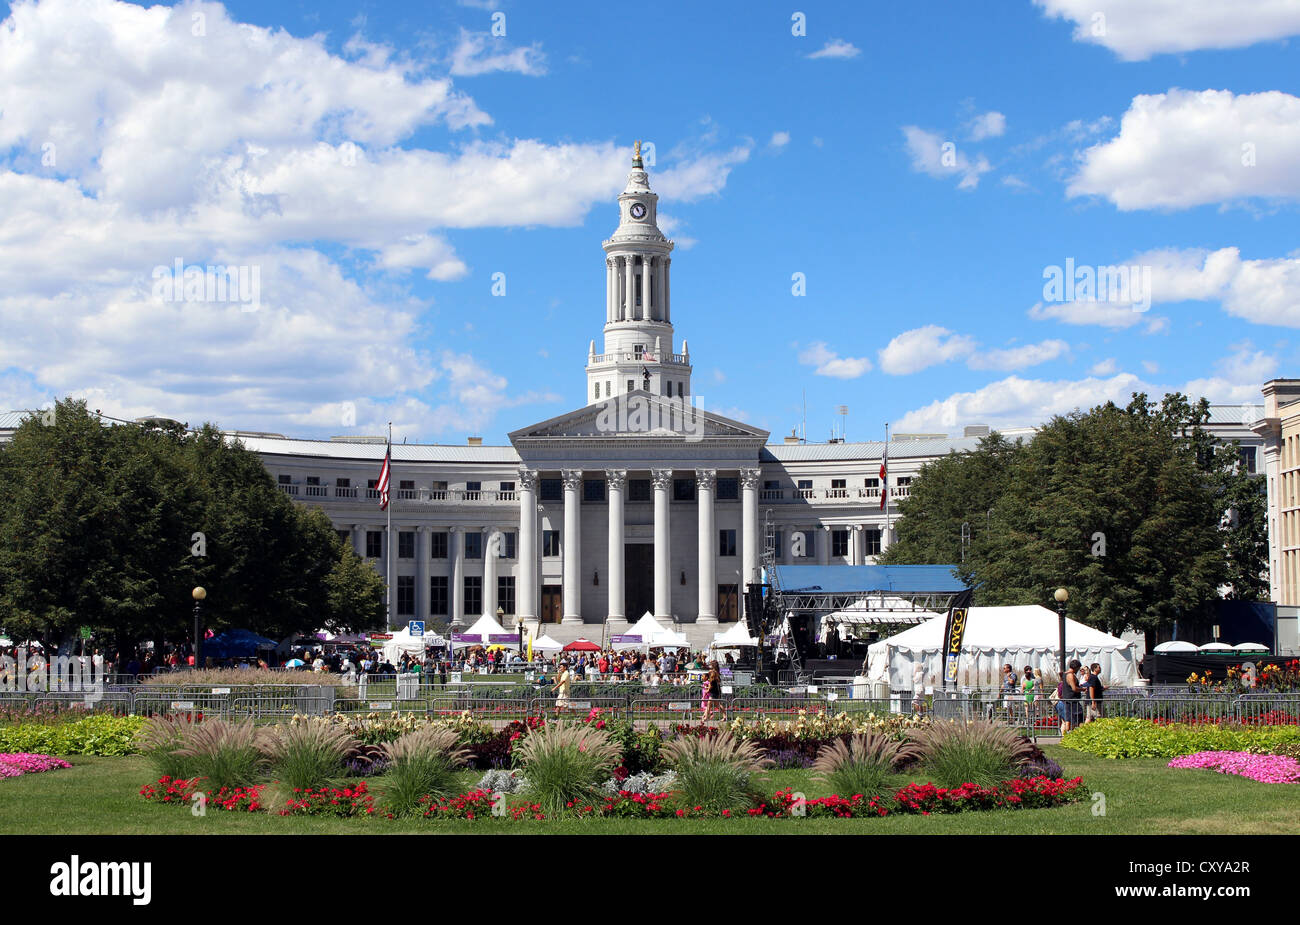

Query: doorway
<box><xmin>624</xmin><ymin>543</ymin><xmax>654</xmax><ymax>620</ymax></box>
<box><xmin>541</xmin><ymin>585</ymin><xmax>562</xmax><ymax>624</ymax></box>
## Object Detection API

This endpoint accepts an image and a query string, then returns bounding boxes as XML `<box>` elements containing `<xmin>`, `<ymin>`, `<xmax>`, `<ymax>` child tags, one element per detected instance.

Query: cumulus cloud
<box><xmin>1028</xmin><ymin>300</ymin><xmax>1168</xmax><ymax>332</ymax></box>
<box><xmin>448</xmin><ymin>29</ymin><xmax>547</xmax><ymax>76</ymax></box>
<box><xmin>1033</xmin><ymin>0</ymin><xmax>1300</xmax><ymax>61</ymax></box>
<box><xmin>797</xmin><ymin>342</ymin><xmax>872</xmax><ymax>379</ymax></box>
<box><xmin>968</xmin><ymin>111</ymin><xmax>1006</xmax><ymax>141</ymax></box>
<box><xmin>1068</xmin><ymin>90</ymin><xmax>1300</xmax><ymax>211</ymax></box>
<box><xmin>877</xmin><ymin>326</ymin><xmax>976</xmax><ymax>375</ymax></box>
<box><xmin>769</xmin><ymin>131</ymin><xmax>791</xmax><ymax>150</ymax></box>
<box><xmin>967</xmin><ymin>340</ymin><xmax>1070</xmax><ymax>371</ymax></box>
<box><xmin>806</xmin><ymin>39</ymin><xmax>861</xmax><ymax>59</ymax></box>
<box><xmin>1089</xmin><ymin>358</ymin><xmax>1118</xmax><ymax>376</ymax></box>
<box><xmin>902</xmin><ymin>126</ymin><xmax>992</xmax><ymax>190</ymax></box>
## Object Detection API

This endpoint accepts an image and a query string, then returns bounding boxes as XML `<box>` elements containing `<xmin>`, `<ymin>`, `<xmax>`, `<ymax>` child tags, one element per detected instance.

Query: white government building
<box><xmin>0</xmin><ymin>148</ymin><xmax>1269</xmax><ymax>643</ymax></box>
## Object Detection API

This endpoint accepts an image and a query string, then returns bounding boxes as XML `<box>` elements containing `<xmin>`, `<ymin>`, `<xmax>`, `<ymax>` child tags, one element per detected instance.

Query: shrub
<box><xmin>137</xmin><ymin>715</ymin><xmax>202</xmax><ymax>780</ymax></box>
<box><xmin>811</xmin><ymin>733</ymin><xmax>905</xmax><ymax>801</ymax></box>
<box><xmin>513</xmin><ymin>722</ymin><xmax>622</xmax><ymax>818</ymax></box>
<box><xmin>0</xmin><ymin>714</ymin><xmax>144</xmax><ymax>756</ymax></box>
<box><xmin>600</xmin><ymin>769</ymin><xmax>677</xmax><ymax>797</ymax></box>
<box><xmin>907</xmin><ymin>721</ymin><xmax>1036</xmax><ymax>789</ymax></box>
<box><xmin>263</xmin><ymin>718</ymin><xmax>358</xmax><ymax>790</ymax></box>
<box><xmin>662</xmin><ymin>731</ymin><xmax>772</xmax><ymax>813</ymax></box>
<box><xmin>380</xmin><ymin>727</ymin><xmax>471</xmax><ymax>816</ymax></box>
<box><xmin>1062</xmin><ymin>719</ymin><xmax>1300</xmax><ymax>759</ymax></box>
<box><xmin>172</xmin><ymin>719</ymin><xmax>267</xmax><ymax>790</ymax></box>
<box><xmin>477</xmin><ymin>768</ymin><xmax>528</xmax><ymax>794</ymax></box>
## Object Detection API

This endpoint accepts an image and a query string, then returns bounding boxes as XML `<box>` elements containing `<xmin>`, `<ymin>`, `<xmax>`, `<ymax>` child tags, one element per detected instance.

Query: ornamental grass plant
<box><xmin>662</xmin><ymin>731</ymin><xmax>772</xmax><ymax>813</ymax></box>
<box><xmin>379</xmin><ymin>727</ymin><xmax>471</xmax><ymax>816</ymax></box>
<box><xmin>262</xmin><ymin>718</ymin><xmax>358</xmax><ymax>790</ymax></box>
<box><xmin>172</xmin><ymin>719</ymin><xmax>267</xmax><ymax>790</ymax></box>
<box><xmin>811</xmin><ymin>732</ymin><xmax>907</xmax><ymax>801</ymax></box>
<box><xmin>907</xmin><ymin>721</ymin><xmax>1036</xmax><ymax>789</ymax></box>
<box><xmin>136</xmin><ymin>715</ymin><xmax>201</xmax><ymax>780</ymax></box>
<box><xmin>513</xmin><ymin>721</ymin><xmax>622</xmax><ymax>818</ymax></box>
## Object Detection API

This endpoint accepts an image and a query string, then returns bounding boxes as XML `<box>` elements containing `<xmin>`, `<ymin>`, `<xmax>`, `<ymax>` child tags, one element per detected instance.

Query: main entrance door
<box><xmin>624</xmin><ymin>543</ymin><xmax>654</xmax><ymax>620</ymax></box>
<box><xmin>541</xmin><ymin>585</ymin><xmax>563</xmax><ymax>624</ymax></box>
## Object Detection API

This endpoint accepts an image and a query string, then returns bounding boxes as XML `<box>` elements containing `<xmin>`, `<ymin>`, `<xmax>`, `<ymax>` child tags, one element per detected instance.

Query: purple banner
<box><xmin>488</xmin><ymin>634</ymin><xmax>518</xmax><ymax>643</ymax></box>
<box><xmin>451</xmin><ymin>633</ymin><xmax>481</xmax><ymax>643</ymax></box>
<box><xmin>610</xmin><ymin>635</ymin><xmax>642</xmax><ymax>644</ymax></box>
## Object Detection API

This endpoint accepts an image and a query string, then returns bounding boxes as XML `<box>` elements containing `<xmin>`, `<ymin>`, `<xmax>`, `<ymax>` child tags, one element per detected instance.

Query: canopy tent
<box><xmin>380</xmin><ymin>626</ymin><xmax>446</xmax><ymax>665</ymax></box>
<box><xmin>563</xmin><ymin>638</ymin><xmax>600</xmax><ymax>652</ymax></box>
<box><xmin>202</xmin><ymin>629</ymin><xmax>278</xmax><ymax>660</ymax></box>
<box><xmin>531</xmin><ymin>634</ymin><xmax>564</xmax><ymax>654</ymax></box>
<box><xmin>866</xmin><ymin>605</ymin><xmax>1139</xmax><ymax>691</ymax></box>
<box><xmin>619</xmin><ymin>613</ymin><xmax>667</xmax><ymax>648</ymax></box>
<box><xmin>455</xmin><ymin>613</ymin><xmax>518</xmax><ymax>650</ymax></box>
<box><xmin>651</xmin><ymin>629</ymin><xmax>689</xmax><ymax>649</ymax></box>
<box><xmin>710</xmin><ymin>622</ymin><xmax>758</xmax><ymax>649</ymax></box>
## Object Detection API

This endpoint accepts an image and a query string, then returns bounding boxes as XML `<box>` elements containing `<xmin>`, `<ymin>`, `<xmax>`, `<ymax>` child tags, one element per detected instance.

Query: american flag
<box><xmin>376</xmin><ymin>444</ymin><xmax>391</xmax><ymax>510</ymax></box>
<box><xmin>879</xmin><ymin>442</ymin><xmax>888</xmax><ymax>511</ymax></box>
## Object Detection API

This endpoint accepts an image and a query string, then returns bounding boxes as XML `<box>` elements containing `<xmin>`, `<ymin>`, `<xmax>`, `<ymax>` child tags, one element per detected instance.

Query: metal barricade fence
<box><xmin>530</xmin><ymin>694</ymin><xmax>627</xmax><ymax>721</ymax></box>
<box><xmin>626</xmin><ymin>697</ymin><xmax>703</xmax><ymax>727</ymax></box>
<box><xmin>31</xmin><ymin>691</ymin><xmax>134</xmax><ymax>715</ymax></box>
<box><xmin>1233</xmin><ymin>693</ymin><xmax>1300</xmax><ymax>724</ymax></box>
<box><xmin>424</xmin><ymin>695</ymin><xmax>532</xmax><ymax>727</ymax></box>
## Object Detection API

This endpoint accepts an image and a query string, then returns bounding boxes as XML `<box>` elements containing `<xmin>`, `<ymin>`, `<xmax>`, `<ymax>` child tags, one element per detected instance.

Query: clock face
<box><xmin>629</xmin><ymin>202</ymin><xmax>647</xmax><ymax>220</ymax></box>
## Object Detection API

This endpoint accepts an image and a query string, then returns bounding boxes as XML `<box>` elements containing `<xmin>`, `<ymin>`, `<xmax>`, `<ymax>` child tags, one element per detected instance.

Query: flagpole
<box><xmin>884</xmin><ymin>422</ymin><xmax>891</xmax><ymax>541</ymax></box>
<box><xmin>387</xmin><ymin>421</ymin><xmax>393</xmax><ymax>631</ymax></box>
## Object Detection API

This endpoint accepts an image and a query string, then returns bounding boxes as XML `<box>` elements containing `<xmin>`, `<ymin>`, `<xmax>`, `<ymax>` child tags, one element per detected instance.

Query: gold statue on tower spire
<box><xmin>632</xmin><ymin>139</ymin><xmax>642</xmax><ymax>166</ymax></box>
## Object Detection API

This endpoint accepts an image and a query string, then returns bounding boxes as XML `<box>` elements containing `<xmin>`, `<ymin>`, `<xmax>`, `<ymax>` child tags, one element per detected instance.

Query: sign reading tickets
<box><xmin>941</xmin><ymin>589</ymin><xmax>975</xmax><ymax>688</ymax></box>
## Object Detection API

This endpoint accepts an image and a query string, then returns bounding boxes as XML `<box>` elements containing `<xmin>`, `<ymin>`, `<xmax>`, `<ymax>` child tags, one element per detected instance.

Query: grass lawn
<box><xmin>2</xmin><ymin>748</ymin><xmax>1297</xmax><ymax>834</ymax></box>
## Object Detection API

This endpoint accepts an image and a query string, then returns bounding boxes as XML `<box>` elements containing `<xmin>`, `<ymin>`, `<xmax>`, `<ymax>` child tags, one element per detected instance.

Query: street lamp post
<box><xmin>192</xmin><ymin>586</ymin><xmax>207</xmax><ymax>670</ymax></box>
<box><xmin>1053</xmin><ymin>587</ymin><xmax>1069</xmax><ymax>681</ymax></box>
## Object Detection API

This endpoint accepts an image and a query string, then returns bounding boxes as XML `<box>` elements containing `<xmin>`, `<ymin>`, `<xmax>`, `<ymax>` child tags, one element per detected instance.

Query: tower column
<box><xmin>517</xmin><ymin>469</ymin><xmax>537</xmax><ymax>622</ymax></box>
<box><xmin>664</xmin><ymin>257</ymin><xmax>671</xmax><ymax>323</ymax></box>
<box><xmin>606</xmin><ymin>469</ymin><xmax>626</xmax><ymax>624</ymax></box>
<box><xmin>483</xmin><ymin>527</ymin><xmax>498</xmax><ymax>619</ymax></box>
<box><xmin>740</xmin><ymin>468</ymin><xmax>760</xmax><ymax>619</ymax></box>
<box><xmin>605</xmin><ymin>259</ymin><xmax>613</xmax><ymax>323</ymax></box>
<box><xmin>624</xmin><ymin>255</ymin><xmax>634</xmax><ymax>320</ymax></box>
<box><xmin>641</xmin><ymin>256</ymin><xmax>651</xmax><ymax>322</ymax></box>
<box><xmin>450</xmin><ymin>526</ymin><xmax>465</xmax><ymax>628</ymax></box>
<box><xmin>561</xmin><ymin>469</ymin><xmax>583</xmax><ymax>624</ymax></box>
<box><xmin>696</xmin><ymin>469</ymin><xmax>717</xmax><ymax>624</ymax></box>
<box><xmin>818</xmin><ymin>524</ymin><xmax>831</xmax><ymax>565</ymax></box>
<box><xmin>416</xmin><ymin>526</ymin><xmax>430</xmax><ymax>619</ymax></box>
<box><xmin>652</xmin><ymin>468</ymin><xmax>673</xmax><ymax>620</ymax></box>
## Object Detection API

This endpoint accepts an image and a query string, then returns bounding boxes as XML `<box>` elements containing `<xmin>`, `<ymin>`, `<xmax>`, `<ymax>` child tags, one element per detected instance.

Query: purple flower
<box><xmin>1168</xmin><ymin>751</ymin><xmax>1300</xmax><ymax>784</ymax></box>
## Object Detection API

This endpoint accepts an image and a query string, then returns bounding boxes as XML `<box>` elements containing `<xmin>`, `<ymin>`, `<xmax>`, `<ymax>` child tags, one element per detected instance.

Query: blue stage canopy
<box><xmin>770</xmin><ymin>564</ymin><xmax>967</xmax><ymax>594</ymax></box>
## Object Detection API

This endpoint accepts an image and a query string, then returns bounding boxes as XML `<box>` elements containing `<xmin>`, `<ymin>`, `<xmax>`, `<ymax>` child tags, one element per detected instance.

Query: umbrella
<box><xmin>1234</xmin><ymin>642</ymin><xmax>1270</xmax><ymax>652</ymax></box>
<box><xmin>284</xmin><ymin>658</ymin><xmax>305</xmax><ymax>667</ymax></box>
<box><xmin>563</xmin><ymin>638</ymin><xmax>600</xmax><ymax>652</ymax></box>
<box><xmin>1198</xmin><ymin>642</ymin><xmax>1236</xmax><ymax>652</ymax></box>
<box><xmin>1152</xmin><ymin>641</ymin><xmax>1198</xmax><ymax>653</ymax></box>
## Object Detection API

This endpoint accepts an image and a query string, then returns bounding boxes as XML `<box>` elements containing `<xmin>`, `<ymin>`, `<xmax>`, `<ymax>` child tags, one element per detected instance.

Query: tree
<box><xmin>323</xmin><ymin>541</ymin><xmax>387</xmax><ymax>633</ymax></box>
<box><xmin>885</xmin><ymin>393</ymin><xmax>1249</xmax><ymax>645</ymax></box>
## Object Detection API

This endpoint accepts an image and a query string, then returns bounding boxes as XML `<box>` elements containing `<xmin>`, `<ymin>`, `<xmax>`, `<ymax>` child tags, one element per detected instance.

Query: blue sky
<box><xmin>2</xmin><ymin>0</ymin><xmax>1299</xmax><ymax>442</ymax></box>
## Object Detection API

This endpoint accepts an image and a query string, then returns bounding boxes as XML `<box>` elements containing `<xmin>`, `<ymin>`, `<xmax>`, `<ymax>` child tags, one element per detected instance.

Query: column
<box><xmin>740</xmin><ymin>468</ymin><xmax>761</xmax><ymax>611</ymax></box>
<box><xmin>696</xmin><ymin>469</ymin><xmax>717</xmax><ymax>623</ymax></box>
<box><xmin>450</xmin><ymin>526</ymin><xmax>465</xmax><ymax>628</ymax></box>
<box><xmin>483</xmin><ymin>527</ymin><xmax>498</xmax><ymax>619</ymax></box>
<box><xmin>351</xmin><ymin>524</ymin><xmax>364</xmax><ymax>559</ymax></box>
<box><xmin>818</xmin><ymin>525</ymin><xmax>831</xmax><ymax>565</ymax></box>
<box><xmin>641</xmin><ymin>256</ymin><xmax>652</xmax><ymax>322</ymax></box>
<box><xmin>416</xmin><ymin>526</ymin><xmax>430</xmax><ymax>619</ymax></box>
<box><xmin>881</xmin><ymin>522</ymin><xmax>894</xmax><ymax>554</ymax></box>
<box><xmin>606</xmin><ymin>469</ymin><xmax>626</xmax><ymax>623</ymax></box>
<box><xmin>664</xmin><ymin>257</ymin><xmax>671</xmax><ymax>323</ymax></box>
<box><xmin>651</xmin><ymin>468</ymin><xmax>674</xmax><ymax>620</ymax></box>
<box><xmin>561</xmin><ymin>469</ymin><xmax>583</xmax><ymax>624</ymax></box>
<box><xmin>606</xmin><ymin>259</ymin><xmax>614</xmax><ymax>323</ymax></box>
<box><xmin>517</xmin><ymin>469</ymin><xmax>538</xmax><ymax>623</ymax></box>
<box><xmin>383</xmin><ymin>525</ymin><xmax>393</xmax><ymax>628</ymax></box>
<box><xmin>624</xmin><ymin>255</ymin><xmax>634</xmax><ymax>320</ymax></box>
<box><xmin>656</xmin><ymin>259</ymin><xmax>665</xmax><ymax>324</ymax></box>
<box><xmin>851</xmin><ymin>524</ymin><xmax>865</xmax><ymax>566</ymax></box>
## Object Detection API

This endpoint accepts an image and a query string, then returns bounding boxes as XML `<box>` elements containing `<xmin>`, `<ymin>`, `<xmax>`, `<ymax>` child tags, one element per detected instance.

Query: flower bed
<box><xmin>139</xmin><ymin>776</ymin><xmax>265</xmax><ymax>811</ymax></box>
<box><xmin>1062</xmin><ymin>718</ymin><xmax>1300</xmax><ymax>759</ymax></box>
<box><xmin>1167</xmin><ymin>751</ymin><xmax>1300</xmax><ymax>784</ymax></box>
<box><xmin>0</xmin><ymin>752</ymin><xmax>72</xmax><ymax>778</ymax></box>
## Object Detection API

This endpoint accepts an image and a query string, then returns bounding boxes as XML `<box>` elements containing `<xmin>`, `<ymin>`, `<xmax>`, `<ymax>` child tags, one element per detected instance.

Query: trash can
<box><xmin>396</xmin><ymin>672</ymin><xmax>420</xmax><ymax>701</ymax></box>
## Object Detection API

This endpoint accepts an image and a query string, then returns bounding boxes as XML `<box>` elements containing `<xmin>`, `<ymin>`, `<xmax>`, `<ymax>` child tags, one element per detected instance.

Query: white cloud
<box><xmin>1142</xmin><ymin>360</ymin><xmax>1160</xmax><ymax>374</ymax></box>
<box><xmin>1068</xmin><ymin>90</ymin><xmax>1300</xmax><ymax>211</ymax></box>
<box><xmin>968</xmin><ymin>340</ymin><xmax>1070</xmax><ymax>371</ymax></box>
<box><xmin>1090</xmin><ymin>358</ymin><xmax>1118</xmax><ymax>376</ymax></box>
<box><xmin>448</xmin><ymin>29</ymin><xmax>547</xmax><ymax>76</ymax></box>
<box><xmin>769</xmin><ymin>131</ymin><xmax>791</xmax><ymax>150</ymax></box>
<box><xmin>896</xmin><ymin>372</ymin><xmax>1148</xmax><ymax>433</ymax></box>
<box><xmin>797</xmin><ymin>342</ymin><xmax>872</xmax><ymax>379</ymax></box>
<box><xmin>968</xmin><ymin>111</ymin><xmax>1006</xmax><ymax>141</ymax></box>
<box><xmin>902</xmin><ymin>126</ymin><xmax>992</xmax><ymax>190</ymax></box>
<box><xmin>806</xmin><ymin>39</ymin><xmax>861</xmax><ymax>59</ymax></box>
<box><xmin>878</xmin><ymin>326</ymin><xmax>976</xmax><ymax>375</ymax></box>
<box><xmin>1028</xmin><ymin>300</ymin><xmax>1168</xmax><ymax>332</ymax></box>
<box><xmin>1034</xmin><ymin>0</ymin><xmax>1300</xmax><ymax>61</ymax></box>
<box><xmin>1182</xmin><ymin>342</ymin><xmax>1278</xmax><ymax>403</ymax></box>
<box><xmin>1139</xmin><ymin>247</ymin><xmax>1300</xmax><ymax>327</ymax></box>
<box><xmin>374</xmin><ymin>234</ymin><xmax>469</xmax><ymax>280</ymax></box>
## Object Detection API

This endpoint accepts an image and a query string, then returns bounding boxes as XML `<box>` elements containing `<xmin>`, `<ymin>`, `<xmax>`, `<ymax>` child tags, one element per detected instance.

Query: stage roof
<box><xmin>771</xmin><ymin>565</ymin><xmax>966</xmax><ymax>594</ymax></box>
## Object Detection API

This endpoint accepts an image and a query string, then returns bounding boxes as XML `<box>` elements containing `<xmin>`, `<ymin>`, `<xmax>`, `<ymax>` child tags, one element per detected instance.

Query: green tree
<box><xmin>323</xmin><ymin>541</ymin><xmax>387</xmax><ymax>632</ymax></box>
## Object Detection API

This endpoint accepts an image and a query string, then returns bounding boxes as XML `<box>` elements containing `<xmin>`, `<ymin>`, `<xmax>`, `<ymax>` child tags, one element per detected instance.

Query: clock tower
<box><xmin>586</xmin><ymin>142</ymin><xmax>691</xmax><ymax>405</ymax></box>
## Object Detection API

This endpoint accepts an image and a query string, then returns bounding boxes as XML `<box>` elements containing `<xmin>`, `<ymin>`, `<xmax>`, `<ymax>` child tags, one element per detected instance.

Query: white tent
<box><xmin>652</xmin><ymin>629</ymin><xmax>690</xmax><ymax>649</ymax></box>
<box><xmin>866</xmin><ymin>605</ymin><xmax>1138</xmax><ymax>691</ymax></box>
<box><xmin>460</xmin><ymin>613</ymin><xmax>518</xmax><ymax>649</ymax></box>
<box><xmin>531</xmin><ymin>634</ymin><xmax>564</xmax><ymax>653</ymax></box>
<box><xmin>380</xmin><ymin>627</ymin><xmax>445</xmax><ymax>666</ymax></box>
<box><xmin>825</xmin><ymin>597</ymin><xmax>944</xmax><ymax>625</ymax></box>
<box><xmin>710</xmin><ymin>622</ymin><xmax>758</xmax><ymax>649</ymax></box>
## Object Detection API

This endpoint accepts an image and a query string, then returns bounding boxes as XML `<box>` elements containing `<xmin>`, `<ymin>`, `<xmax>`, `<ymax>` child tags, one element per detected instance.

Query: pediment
<box><xmin>509</xmin><ymin>395</ymin><xmax>768</xmax><ymax>443</ymax></box>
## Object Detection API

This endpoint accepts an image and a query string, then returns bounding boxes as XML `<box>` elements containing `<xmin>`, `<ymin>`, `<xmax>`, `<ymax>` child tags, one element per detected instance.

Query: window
<box><xmin>864</xmin><ymin>477</ymin><xmax>879</xmax><ymax>488</ymax></box>
<box><xmin>278</xmin><ymin>474</ymin><xmax>291</xmax><ymax>484</ymax></box>
<box><xmin>800</xmin><ymin>530</ymin><xmax>816</xmax><ymax>559</ymax></box>
<box><xmin>335</xmin><ymin>477</ymin><xmax>350</xmax><ymax>486</ymax></box>
<box><xmin>306</xmin><ymin>476</ymin><xmax>320</xmax><ymax>486</ymax></box>
<box><xmin>627</xmin><ymin>380</ymin><xmax>634</xmax><ymax>393</ymax></box>
<box><xmin>1240</xmin><ymin>446</ymin><xmax>1258</xmax><ymax>474</ymax></box>
<box><xmin>466</xmin><ymin>481</ymin><xmax>481</xmax><ymax>492</ymax></box>
<box><xmin>594</xmin><ymin>383</ymin><xmax>601</xmax><ymax>400</ymax></box>
<box><xmin>764</xmin><ymin>479</ymin><xmax>780</xmax><ymax>490</ymax></box>
<box><xmin>897</xmin><ymin>477</ymin><xmax>913</xmax><ymax>487</ymax></box>
<box><xmin>662</xmin><ymin>379</ymin><xmax>671</xmax><ymax>396</ymax></box>
<box><xmin>584</xmin><ymin>479</ymin><xmax>605</xmax><ymax>502</ymax></box>
<box><xmin>605</xmin><ymin>381</ymin><xmax>611</xmax><ymax>398</ymax></box>
<box><xmin>770</xmin><ymin>530</ymin><xmax>784</xmax><ymax>561</ymax></box>
<box><xmin>797</xmin><ymin>479</ymin><xmax>812</xmax><ymax>490</ymax></box>
<box><xmin>831</xmin><ymin>478</ymin><xmax>846</xmax><ymax>489</ymax></box>
<box><xmin>464</xmin><ymin>532</ymin><xmax>483</xmax><ymax>559</ymax></box>
<box><xmin>335</xmin><ymin>530</ymin><xmax>350</xmax><ymax>545</ymax></box>
<box><xmin>430</xmin><ymin>576</ymin><xmax>448</xmax><ymax>616</ymax></box>
<box><xmin>499</xmin><ymin>481</ymin><xmax>515</xmax><ymax>493</ymax></box>
<box><xmin>496</xmin><ymin>532</ymin><xmax>517</xmax><ymax>559</ymax></box>
<box><xmin>677</xmin><ymin>382</ymin><xmax>684</xmax><ymax>398</ymax></box>
<box><xmin>634</xmin><ymin>344</ymin><xmax>644</xmax><ymax>359</ymax></box>
<box><xmin>498</xmin><ymin>576</ymin><xmax>516</xmax><ymax>615</ymax></box>
<box><xmin>399</xmin><ymin>479</ymin><xmax>414</xmax><ymax>491</ymax></box>
<box><xmin>366</xmin><ymin>531</ymin><xmax>383</xmax><ymax>559</ymax></box>
<box><xmin>832</xmin><ymin>529</ymin><xmax>849</xmax><ymax>557</ymax></box>
<box><xmin>430</xmin><ymin>531</ymin><xmax>448</xmax><ymax>559</ymax></box>
<box><xmin>463</xmin><ymin>577</ymin><xmax>482</xmax><ymax>615</ymax></box>
<box><xmin>398</xmin><ymin>531</ymin><xmax>415</xmax><ymax>559</ymax></box>
<box><xmin>718</xmin><ymin>529</ymin><xmax>737</xmax><ymax>557</ymax></box>
<box><xmin>718</xmin><ymin>584</ymin><xmax>738</xmax><ymax>622</ymax></box>
<box><xmin>397</xmin><ymin>576</ymin><xmax>414</xmax><ymax>616</ymax></box>
<box><xmin>628</xmin><ymin>479</ymin><xmax>651</xmax><ymax>502</ymax></box>
<box><xmin>862</xmin><ymin>528</ymin><xmax>882</xmax><ymax>556</ymax></box>
<box><xmin>716</xmin><ymin>477</ymin><xmax>738</xmax><ymax>501</ymax></box>
<box><xmin>673</xmin><ymin>478</ymin><xmax>695</xmax><ymax>502</ymax></box>
<box><xmin>543</xmin><ymin>530</ymin><xmax>561</xmax><ymax>557</ymax></box>
<box><xmin>540</xmin><ymin>478</ymin><xmax>562</xmax><ymax>502</ymax></box>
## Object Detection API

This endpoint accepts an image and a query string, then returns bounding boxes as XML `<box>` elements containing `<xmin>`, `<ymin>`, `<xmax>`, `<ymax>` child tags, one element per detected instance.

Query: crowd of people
<box><xmin>1001</xmin><ymin>659</ymin><xmax>1106</xmax><ymax>733</ymax></box>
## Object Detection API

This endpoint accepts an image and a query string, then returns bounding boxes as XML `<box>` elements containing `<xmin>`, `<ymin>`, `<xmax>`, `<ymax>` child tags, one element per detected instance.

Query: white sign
<box><xmin>668</xmin><ymin>701</ymin><xmax>692</xmax><ymax>710</ymax></box>
<box><xmin>721</xmin><ymin>686</ymin><xmax>733</xmax><ymax>695</ymax></box>
<box><xmin>449</xmin><ymin>672</ymin><xmax>463</xmax><ymax>684</ymax></box>
<box><xmin>567</xmin><ymin>701</ymin><xmax>591</xmax><ymax>710</ymax></box>
<box><xmin>211</xmin><ymin>688</ymin><xmax>231</xmax><ymax>695</ymax></box>
<box><xmin>170</xmin><ymin>701</ymin><xmax>195</xmax><ymax>710</ymax></box>
<box><xmin>368</xmin><ymin>702</ymin><xmax>393</xmax><ymax>710</ymax></box>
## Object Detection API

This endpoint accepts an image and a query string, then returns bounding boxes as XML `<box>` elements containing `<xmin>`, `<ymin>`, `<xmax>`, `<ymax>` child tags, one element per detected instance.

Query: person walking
<box><xmin>552</xmin><ymin>660</ymin><xmax>573</xmax><ymax>714</ymax></box>
<box><xmin>1022</xmin><ymin>665</ymin><xmax>1036</xmax><ymax>726</ymax></box>
<box><xmin>1056</xmin><ymin>659</ymin><xmax>1084</xmax><ymax>733</ymax></box>
<box><xmin>701</xmin><ymin>660</ymin><xmax>724</xmax><ymax>722</ymax></box>
<box><xmin>1085</xmin><ymin>663</ymin><xmax>1105</xmax><ymax>721</ymax></box>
